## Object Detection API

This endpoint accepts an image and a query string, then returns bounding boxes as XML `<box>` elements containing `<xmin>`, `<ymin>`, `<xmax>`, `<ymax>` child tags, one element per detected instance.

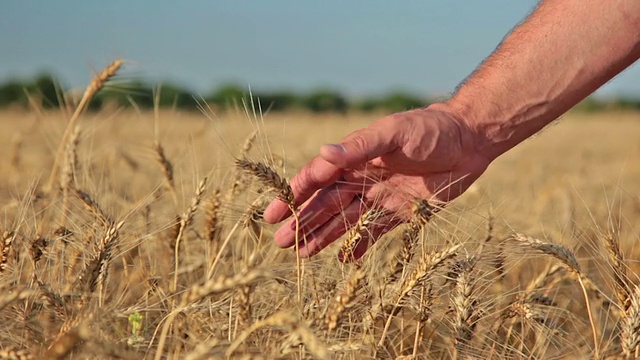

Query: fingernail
<box><xmin>324</xmin><ymin>144</ymin><xmax>346</xmax><ymax>153</ymax></box>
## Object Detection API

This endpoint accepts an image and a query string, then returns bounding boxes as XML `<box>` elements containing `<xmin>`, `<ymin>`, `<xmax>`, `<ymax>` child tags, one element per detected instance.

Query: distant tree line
<box><xmin>1</xmin><ymin>73</ymin><xmax>639</xmax><ymax>114</ymax></box>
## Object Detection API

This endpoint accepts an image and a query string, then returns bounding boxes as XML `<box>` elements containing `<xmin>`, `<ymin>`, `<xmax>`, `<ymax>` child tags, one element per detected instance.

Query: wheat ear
<box><xmin>378</xmin><ymin>243</ymin><xmax>461</xmax><ymax>348</ymax></box>
<box><xmin>451</xmin><ymin>257</ymin><xmax>480</xmax><ymax>359</ymax></box>
<box><xmin>621</xmin><ymin>285</ymin><xmax>640</xmax><ymax>359</ymax></box>
<box><xmin>604</xmin><ymin>232</ymin><xmax>631</xmax><ymax>312</ymax></box>
<box><xmin>325</xmin><ymin>267</ymin><xmax>366</xmax><ymax>332</ymax></box>
<box><xmin>511</xmin><ymin>232</ymin><xmax>599</xmax><ymax>357</ymax></box>
<box><xmin>235</xmin><ymin>158</ymin><xmax>294</xmax><ymax>205</ymax></box>
<box><xmin>0</xmin><ymin>231</ymin><xmax>16</xmax><ymax>274</ymax></box>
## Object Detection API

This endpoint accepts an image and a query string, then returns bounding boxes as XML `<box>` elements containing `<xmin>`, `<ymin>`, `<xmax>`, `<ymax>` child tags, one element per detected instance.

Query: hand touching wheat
<box><xmin>263</xmin><ymin>104</ymin><xmax>490</xmax><ymax>261</ymax></box>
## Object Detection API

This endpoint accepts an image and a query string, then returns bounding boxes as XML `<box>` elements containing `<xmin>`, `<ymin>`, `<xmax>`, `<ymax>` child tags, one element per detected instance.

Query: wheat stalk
<box><xmin>154</xmin><ymin>269</ymin><xmax>271</xmax><ymax>360</ymax></box>
<box><xmin>173</xmin><ymin>177</ymin><xmax>208</xmax><ymax>291</ymax></box>
<box><xmin>46</xmin><ymin>59</ymin><xmax>123</xmax><ymax>192</ymax></box>
<box><xmin>226</xmin><ymin>311</ymin><xmax>328</xmax><ymax>360</ymax></box>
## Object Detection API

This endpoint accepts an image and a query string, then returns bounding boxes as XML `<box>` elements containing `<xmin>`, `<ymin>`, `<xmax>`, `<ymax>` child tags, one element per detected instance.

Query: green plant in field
<box><xmin>127</xmin><ymin>312</ymin><xmax>144</xmax><ymax>346</ymax></box>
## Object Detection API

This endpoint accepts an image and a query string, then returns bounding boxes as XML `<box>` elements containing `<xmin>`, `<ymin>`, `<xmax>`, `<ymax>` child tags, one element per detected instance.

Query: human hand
<box><xmin>263</xmin><ymin>104</ymin><xmax>491</xmax><ymax>261</ymax></box>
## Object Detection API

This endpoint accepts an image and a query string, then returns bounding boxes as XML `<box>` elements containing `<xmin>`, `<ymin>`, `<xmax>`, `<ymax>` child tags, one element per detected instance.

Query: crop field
<box><xmin>0</xmin><ymin>67</ymin><xmax>640</xmax><ymax>359</ymax></box>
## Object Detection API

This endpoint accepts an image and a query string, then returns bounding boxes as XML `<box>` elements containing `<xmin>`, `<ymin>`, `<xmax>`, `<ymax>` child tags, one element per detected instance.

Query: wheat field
<box><xmin>1</xmin><ymin>66</ymin><xmax>640</xmax><ymax>359</ymax></box>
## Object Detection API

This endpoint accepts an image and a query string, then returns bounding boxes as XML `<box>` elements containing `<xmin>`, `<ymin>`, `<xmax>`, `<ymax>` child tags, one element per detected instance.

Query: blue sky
<box><xmin>1</xmin><ymin>1</ymin><xmax>638</xmax><ymax>98</ymax></box>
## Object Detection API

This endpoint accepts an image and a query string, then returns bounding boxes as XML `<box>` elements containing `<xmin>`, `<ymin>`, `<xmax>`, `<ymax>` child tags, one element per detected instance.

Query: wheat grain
<box><xmin>621</xmin><ymin>285</ymin><xmax>640</xmax><ymax>359</ymax></box>
<box><xmin>0</xmin><ymin>347</ymin><xmax>33</xmax><ymax>360</ymax></box>
<box><xmin>0</xmin><ymin>231</ymin><xmax>16</xmax><ymax>273</ymax></box>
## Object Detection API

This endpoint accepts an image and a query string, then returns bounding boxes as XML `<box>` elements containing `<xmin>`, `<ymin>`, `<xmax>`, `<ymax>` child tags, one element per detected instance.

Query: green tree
<box><xmin>156</xmin><ymin>83</ymin><xmax>195</xmax><ymax>109</ymax></box>
<box><xmin>255</xmin><ymin>91</ymin><xmax>299</xmax><ymax>112</ymax></box>
<box><xmin>303</xmin><ymin>89</ymin><xmax>348</xmax><ymax>113</ymax></box>
<box><xmin>0</xmin><ymin>80</ymin><xmax>29</xmax><ymax>108</ymax></box>
<box><xmin>207</xmin><ymin>84</ymin><xmax>247</xmax><ymax>109</ymax></box>
<box><xmin>380</xmin><ymin>91</ymin><xmax>427</xmax><ymax>113</ymax></box>
<box><xmin>354</xmin><ymin>97</ymin><xmax>381</xmax><ymax>113</ymax></box>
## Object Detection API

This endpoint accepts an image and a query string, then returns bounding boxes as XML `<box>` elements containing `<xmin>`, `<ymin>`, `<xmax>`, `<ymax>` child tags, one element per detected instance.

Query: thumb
<box><xmin>320</xmin><ymin>126</ymin><xmax>401</xmax><ymax>169</ymax></box>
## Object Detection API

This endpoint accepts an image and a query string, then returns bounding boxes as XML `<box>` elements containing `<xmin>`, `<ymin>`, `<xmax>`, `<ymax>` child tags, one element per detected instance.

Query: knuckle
<box><xmin>292</xmin><ymin>165</ymin><xmax>318</xmax><ymax>193</ymax></box>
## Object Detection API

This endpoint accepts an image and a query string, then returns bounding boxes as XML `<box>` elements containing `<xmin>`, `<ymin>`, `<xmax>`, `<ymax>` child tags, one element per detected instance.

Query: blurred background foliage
<box><xmin>0</xmin><ymin>73</ymin><xmax>637</xmax><ymax>114</ymax></box>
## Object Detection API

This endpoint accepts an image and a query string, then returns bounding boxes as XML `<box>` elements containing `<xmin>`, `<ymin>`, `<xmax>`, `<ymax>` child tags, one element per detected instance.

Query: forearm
<box><xmin>442</xmin><ymin>0</ymin><xmax>640</xmax><ymax>161</ymax></box>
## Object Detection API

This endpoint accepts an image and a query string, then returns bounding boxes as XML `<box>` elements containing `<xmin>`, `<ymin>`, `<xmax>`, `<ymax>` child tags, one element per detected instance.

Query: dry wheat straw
<box><xmin>47</xmin><ymin>59</ymin><xmax>123</xmax><ymax>192</ymax></box>
<box><xmin>154</xmin><ymin>269</ymin><xmax>271</xmax><ymax>360</ymax></box>
<box><xmin>226</xmin><ymin>311</ymin><xmax>328</xmax><ymax>360</ymax></box>
<box><xmin>182</xmin><ymin>269</ymin><xmax>270</xmax><ymax>305</ymax></box>
<box><xmin>173</xmin><ymin>177</ymin><xmax>208</xmax><ymax>291</ymax></box>
<box><xmin>183</xmin><ymin>338</ymin><xmax>222</xmax><ymax>360</ymax></box>
<box><xmin>9</xmin><ymin>134</ymin><xmax>22</xmax><ymax>172</ymax></box>
<box><xmin>46</xmin><ymin>317</ymin><xmax>90</xmax><ymax>360</ymax></box>
<box><xmin>0</xmin><ymin>288</ymin><xmax>36</xmax><ymax>312</ymax></box>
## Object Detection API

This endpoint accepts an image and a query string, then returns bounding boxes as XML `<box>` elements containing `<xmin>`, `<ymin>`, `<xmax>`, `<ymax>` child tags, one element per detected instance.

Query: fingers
<box><xmin>272</xmin><ymin>181</ymin><xmax>364</xmax><ymax>248</ymax></box>
<box><xmin>265</xmin><ymin>117</ymin><xmax>405</xmax><ymax>225</ymax></box>
<box><xmin>296</xmin><ymin>200</ymin><xmax>364</xmax><ymax>258</ymax></box>
<box><xmin>263</xmin><ymin>156</ymin><xmax>342</xmax><ymax>224</ymax></box>
<box><xmin>320</xmin><ymin>121</ymin><xmax>403</xmax><ymax>170</ymax></box>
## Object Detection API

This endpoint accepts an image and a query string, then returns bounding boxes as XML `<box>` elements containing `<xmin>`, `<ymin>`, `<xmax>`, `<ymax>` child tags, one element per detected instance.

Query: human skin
<box><xmin>263</xmin><ymin>0</ymin><xmax>640</xmax><ymax>261</ymax></box>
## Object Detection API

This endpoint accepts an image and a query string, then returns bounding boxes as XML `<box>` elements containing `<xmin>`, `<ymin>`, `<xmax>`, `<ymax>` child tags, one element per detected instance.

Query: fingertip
<box><xmin>320</xmin><ymin>143</ymin><xmax>347</xmax><ymax>168</ymax></box>
<box><xmin>273</xmin><ymin>221</ymin><xmax>297</xmax><ymax>248</ymax></box>
<box><xmin>263</xmin><ymin>200</ymin><xmax>290</xmax><ymax>224</ymax></box>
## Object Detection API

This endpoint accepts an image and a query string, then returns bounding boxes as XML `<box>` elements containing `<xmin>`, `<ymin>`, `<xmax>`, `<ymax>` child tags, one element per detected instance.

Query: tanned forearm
<box><xmin>441</xmin><ymin>0</ymin><xmax>640</xmax><ymax>162</ymax></box>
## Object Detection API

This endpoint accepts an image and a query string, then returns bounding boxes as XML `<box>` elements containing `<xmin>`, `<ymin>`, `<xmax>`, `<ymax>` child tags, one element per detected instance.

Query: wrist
<box><xmin>425</xmin><ymin>101</ymin><xmax>496</xmax><ymax>165</ymax></box>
